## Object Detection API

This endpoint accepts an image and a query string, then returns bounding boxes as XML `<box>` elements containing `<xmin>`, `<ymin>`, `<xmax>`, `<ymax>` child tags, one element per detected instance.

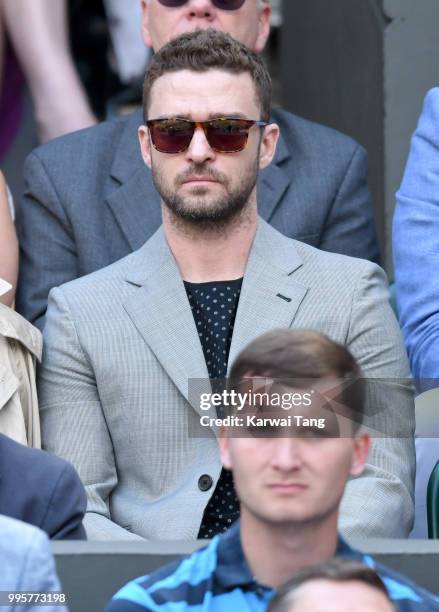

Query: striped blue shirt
<box><xmin>105</xmin><ymin>521</ymin><xmax>439</xmax><ymax>611</ymax></box>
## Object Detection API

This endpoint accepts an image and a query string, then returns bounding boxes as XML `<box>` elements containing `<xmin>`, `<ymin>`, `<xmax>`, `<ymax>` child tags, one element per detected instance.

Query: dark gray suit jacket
<box><xmin>16</xmin><ymin>108</ymin><xmax>378</xmax><ymax>327</ymax></box>
<box><xmin>0</xmin><ymin>433</ymin><xmax>86</xmax><ymax>540</ymax></box>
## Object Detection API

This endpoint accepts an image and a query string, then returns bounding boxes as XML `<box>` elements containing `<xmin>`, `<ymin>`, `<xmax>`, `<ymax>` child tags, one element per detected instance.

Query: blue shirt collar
<box><xmin>215</xmin><ymin>520</ymin><xmax>363</xmax><ymax>590</ymax></box>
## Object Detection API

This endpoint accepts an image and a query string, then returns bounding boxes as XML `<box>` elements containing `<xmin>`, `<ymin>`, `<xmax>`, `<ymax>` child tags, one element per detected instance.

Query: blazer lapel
<box><xmin>106</xmin><ymin>111</ymin><xmax>162</xmax><ymax>251</ymax></box>
<box><xmin>122</xmin><ymin>230</ymin><xmax>210</xmax><ymax>419</ymax></box>
<box><xmin>227</xmin><ymin>220</ymin><xmax>309</xmax><ymax>371</ymax></box>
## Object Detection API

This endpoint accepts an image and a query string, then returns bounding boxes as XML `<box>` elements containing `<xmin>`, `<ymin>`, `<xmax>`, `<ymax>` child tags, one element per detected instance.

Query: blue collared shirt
<box><xmin>105</xmin><ymin>521</ymin><xmax>439</xmax><ymax>611</ymax></box>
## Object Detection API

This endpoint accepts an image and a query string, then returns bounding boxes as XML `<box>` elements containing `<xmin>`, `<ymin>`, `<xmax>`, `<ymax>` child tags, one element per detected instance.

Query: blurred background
<box><xmin>1</xmin><ymin>0</ymin><xmax>438</xmax><ymax>273</ymax></box>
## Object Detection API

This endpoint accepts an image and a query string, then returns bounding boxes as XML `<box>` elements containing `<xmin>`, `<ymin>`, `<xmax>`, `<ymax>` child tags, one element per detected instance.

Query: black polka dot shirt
<box><xmin>184</xmin><ymin>278</ymin><xmax>242</xmax><ymax>539</ymax></box>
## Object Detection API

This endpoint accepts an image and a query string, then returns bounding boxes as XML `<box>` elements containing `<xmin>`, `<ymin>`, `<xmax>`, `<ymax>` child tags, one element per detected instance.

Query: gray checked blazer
<box><xmin>38</xmin><ymin>220</ymin><xmax>414</xmax><ymax>541</ymax></box>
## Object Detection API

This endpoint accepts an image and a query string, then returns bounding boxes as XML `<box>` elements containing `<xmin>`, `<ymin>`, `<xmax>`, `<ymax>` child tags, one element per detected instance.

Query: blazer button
<box><xmin>198</xmin><ymin>474</ymin><xmax>213</xmax><ymax>492</ymax></box>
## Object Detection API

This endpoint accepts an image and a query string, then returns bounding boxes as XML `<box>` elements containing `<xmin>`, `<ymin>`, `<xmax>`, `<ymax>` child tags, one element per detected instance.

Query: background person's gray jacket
<box><xmin>38</xmin><ymin>220</ymin><xmax>413</xmax><ymax>541</ymax></box>
<box><xmin>16</xmin><ymin>108</ymin><xmax>379</xmax><ymax>329</ymax></box>
<box><xmin>0</xmin><ymin>514</ymin><xmax>67</xmax><ymax>612</ymax></box>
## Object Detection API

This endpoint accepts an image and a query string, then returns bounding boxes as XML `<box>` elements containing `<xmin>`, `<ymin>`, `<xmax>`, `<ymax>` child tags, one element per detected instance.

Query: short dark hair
<box><xmin>267</xmin><ymin>559</ymin><xmax>393</xmax><ymax>612</ymax></box>
<box><xmin>143</xmin><ymin>29</ymin><xmax>272</xmax><ymax>122</ymax></box>
<box><xmin>229</xmin><ymin>329</ymin><xmax>364</xmax><ymax>428</ymax></box>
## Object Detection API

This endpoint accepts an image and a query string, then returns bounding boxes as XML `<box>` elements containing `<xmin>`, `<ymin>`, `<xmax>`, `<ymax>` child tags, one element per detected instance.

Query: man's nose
<box><xmin>186</xmin><ymin>0</ymin><xmax>215</xmax><ymax>19</ymax></box>
<box><xmin>185</xmin><ymin>126</ymin><xmax>216</xmax><ymax>164</ymax></box>
<box><xmin>271</xmin><ymin>438</ymin><xmax>304</xmax><ymax>472</ymax></box>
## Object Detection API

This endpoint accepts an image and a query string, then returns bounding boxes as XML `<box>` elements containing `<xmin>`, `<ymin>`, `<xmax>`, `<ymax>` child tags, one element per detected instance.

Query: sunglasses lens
<box><xmin>149</xmin><ymin>119</ymin><xmax>194</xmax><ymax>153</ymax></box>
<box><xmin>157</xmin><ymin>0</ymin><xmax>246</xmax><ymax>9</ymax></box>
<box><xmin>157</xmin><ymin>0</ymin><xmax>188</xmax><ymax>7</ymax></box>
<box><xmin>212</xmin><ymin>0</ymin><xmax>246</xmax><ymax>9</ymax></box>
<box><xmin>207</xmin><ymin>119</ymin><xmax>251</xmax><ymax>152</ymax></box>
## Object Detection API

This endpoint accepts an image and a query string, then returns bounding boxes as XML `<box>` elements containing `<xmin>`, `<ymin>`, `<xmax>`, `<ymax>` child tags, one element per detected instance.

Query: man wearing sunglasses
<box><xmin>17</xmin><ymin>0</ymin><xmax>379</xmax><ymax>329</ymax></box>
<box><xmin>39</xmin><ymin>30</ymin><xmax>414</xmax><ymax>542</ymax></box>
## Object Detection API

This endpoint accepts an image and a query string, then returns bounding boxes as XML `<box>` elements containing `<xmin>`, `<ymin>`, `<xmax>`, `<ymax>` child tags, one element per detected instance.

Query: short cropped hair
<box><xmin>229</xmin><ymin>329</ymin><xmax>364</xmax><ymax>427</ymax></box>
<box><xmin>267</xmin><ymin>559</ymin><xmax>393</xmax><ymax>612</ymax></box>
<box><xmin>143</xmin><ymin>29</ymin><xmax>272</xmax><ymax>122</ymax></box>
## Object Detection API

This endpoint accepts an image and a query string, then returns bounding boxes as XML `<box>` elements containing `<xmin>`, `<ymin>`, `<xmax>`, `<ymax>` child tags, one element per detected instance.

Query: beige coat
<box><xmin>0</xmin><ymin>304</ymin><xmax>42</xmax><ymax>447</ymax></box>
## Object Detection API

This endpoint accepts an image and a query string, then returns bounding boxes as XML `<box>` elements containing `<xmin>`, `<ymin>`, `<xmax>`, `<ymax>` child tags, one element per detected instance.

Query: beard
<box><xmin>151</xmin><ymin>156</ymin><xmax>259</xmax><ymax>233</ymax></box>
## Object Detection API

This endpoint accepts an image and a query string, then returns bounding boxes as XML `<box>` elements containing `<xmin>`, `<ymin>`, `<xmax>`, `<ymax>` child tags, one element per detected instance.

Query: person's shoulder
<box><xmin>0</xmin><ymin>515</ymin><xmax>61</xmax><ymax>596</ymax></box>
<box><xmin>0</xmin><ymin>304</ymin><xmax>42</xmax><ymax>359</ymax></box>
<box><xmin>27</xmin><ymin>111</ymin><xmax>141</xmax><ymax>167</ymax></box>
<box><xmin>109</xmin><ymin>540</ymin><xmax>219</xmax><ymax>610</ymax></box>
<box><xmin>422</xmin><ymin>87</ymin><xmax>439</xmax><ymax>116</ymax></box>
<box><xmin>53</xmin><ymin>243</ymin><xmax>147</xmax><ymax>301</ymax></box>
<box><xmin>260</xmin><ymin>220</ymin><xmax>378</xmax><ymax>279</ymax></box>
<box><xmin>271</xmin><ymin>106</ymin><xmax>361</xmax><ymax>156</ymax></box>
<box><xmin>416</xmin><ymin>88</ymin><xmax>439</xmax><ymax>137</ymax></box>
<box><xmin>0</xmin><ymin>433</ymin><xmax>75</xmax><ymax>482</ymax></box>
<box><xmin>371</xmin><ymin>557</ymin><xmax>439</xmax><ymax>610</ymax></box>
<box><xmin>50</xmin><ymin>226</ymin><xmax>165</xmax><ymax>308</ymax></box>
<box><xmin>294</xmin><ymin>236</ymin><xmax>378</xmax><ymax>276</ymax></box>
<box><xmin>0</xmin><ymin>514</ymin><xmax>48</xmax><ymax>555</ymax></box>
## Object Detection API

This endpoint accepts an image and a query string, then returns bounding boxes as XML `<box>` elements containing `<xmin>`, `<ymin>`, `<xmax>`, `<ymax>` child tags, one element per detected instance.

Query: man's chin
<box><xmin>165</xmin><ymin>197</ymin><xmax>233</xmax><ymax>222</ymax></box>
<box><xmin>175</xmin><ymin>209</ymin><xmax>233</xmax><ymax>224</ymax></box>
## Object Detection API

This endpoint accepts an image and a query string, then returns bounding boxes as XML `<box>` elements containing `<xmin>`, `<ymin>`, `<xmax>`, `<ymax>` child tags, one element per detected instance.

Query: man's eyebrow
<box><xmin>148</xmin><ymin>113</ymin><xmax>251</xmax><ymax>121</ymax></box>
<box><xmin>208</xmin><ymin>112</ymin><xmax>249</xmax><ymax>120</ymax></box>
<box><xmin>147</xmin><ymin>114</ymin><xmax>191</xmax><ymax>121</ymax></box>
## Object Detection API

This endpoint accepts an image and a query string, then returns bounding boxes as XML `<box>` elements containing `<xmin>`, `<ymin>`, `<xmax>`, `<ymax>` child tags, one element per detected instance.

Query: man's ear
<box><xmin>350</xmin><ymin>432</ymin><xmax>370</xmax><ymax>477</ymax></box>
<box><xmin>138</xmin><ymin>125</ymin><xmax>152</xmax><ymax>169</ymax></box>
<box><xmin>141</xmin><ymin>0</ymin><xmax>153</xmax><ymax>49</ymax></box>
<box><xmin>259</xmin><ymin>123</ymin><xmax>280</xmax><ymax>170</ymax></box>
<box><xmin>254</xmin><ymin>2</ymin><xmax>272</xmax><ymax>54</ymax></box>
<box><xmin>219</xmin><ymin>426</ymin><xmax>233</xmax><ymax>470</ymax></box>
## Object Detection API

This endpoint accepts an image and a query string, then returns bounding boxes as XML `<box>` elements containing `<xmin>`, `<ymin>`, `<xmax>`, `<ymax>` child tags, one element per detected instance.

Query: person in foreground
<box><xmin>17</xmin><ymin>0</ymin><xmax>378</xmax><ymax>329</ymax></box>
<box><xmin>0</xmin><ymin>514</ymin><xmax>67</xmax><ymax>612</ymax></box>
<box><xmin>105</xmin><ymin>330</ymin><xmax>438</xmax><ymax>612</ymax></box>
<box><xmin>39</xmin><ymin>30</ymin><xmax>414</xmax><ymax>541</ymax></box>
<box><xmin>0</xmin><ymin>433</ymin><xmax>87</xmax><ymax>540</ymax></box>
<box><xmin>267</xmin><ymin>559</ymin><xmax>395</xmax><ymax>612</ymax></box>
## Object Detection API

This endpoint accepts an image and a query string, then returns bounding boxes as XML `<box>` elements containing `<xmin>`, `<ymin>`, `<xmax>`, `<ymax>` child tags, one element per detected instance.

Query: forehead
<box><xmin>292</xmin><ymin>579</ymin><xmax>392</xmax><ymax>612</ymax></box>
<box><xmin>148</xmin><ymin>69</ymin><xmax>260</xmax><ymax>119</ymax></box>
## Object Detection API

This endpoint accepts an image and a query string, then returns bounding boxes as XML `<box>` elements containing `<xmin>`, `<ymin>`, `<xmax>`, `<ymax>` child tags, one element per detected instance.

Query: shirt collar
<box><xmin>215</xmin><ymin>520</ymin><xmax>364</xmax><ymax>590</ymax></box>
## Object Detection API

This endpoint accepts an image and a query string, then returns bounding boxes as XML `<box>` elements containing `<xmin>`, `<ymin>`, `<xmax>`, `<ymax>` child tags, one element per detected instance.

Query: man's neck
<box><xmin>162</xmin><ymin>203</ymin><xmax>258</xmax><ymax>283</ymax></box>
<box><xmin>240</xmin><ymin>509</ymin><xmax>339</xmax><ymax>589</ymax></box>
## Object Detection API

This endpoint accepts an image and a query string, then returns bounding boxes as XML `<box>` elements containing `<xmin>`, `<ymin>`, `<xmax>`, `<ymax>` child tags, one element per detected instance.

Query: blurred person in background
<box><xmin>0</xmin><ymin>170</ymin><xmax>17</xmax><ymax>306</ymax></box>
<box><xmin>0</xmin><ymin>0</ymin><xmax>96</xmax><ymax>147</ymax></box>
<box><xmin>104</xmin><ymin>0</ymin><xmax>150</xmax><ymax>88</ymax></box>
<box><xmin>267</xmin><ymin>560</ymin><xmax>395</xmax><ymax>612</ymax></box>
<box><xmin>69</xmin><ymin>0</ymin><xmax>149</xmax><ymax>120</ymax></box>
<box><xmin>16</xmin><ymin>0</ymin><xmax>379</xmax><ymax>328</ymax></box>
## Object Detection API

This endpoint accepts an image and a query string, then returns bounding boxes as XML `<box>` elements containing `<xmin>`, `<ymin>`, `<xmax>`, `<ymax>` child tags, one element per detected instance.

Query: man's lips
<box><xmin>181</xmin><ymin>175</ymin><xmax>220</xmax><ymax>184</ymax></box>
<box><xmin>268</xmin><ymin>483</ymin><xmax>308</xmax><ymax>493</ymax></box>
